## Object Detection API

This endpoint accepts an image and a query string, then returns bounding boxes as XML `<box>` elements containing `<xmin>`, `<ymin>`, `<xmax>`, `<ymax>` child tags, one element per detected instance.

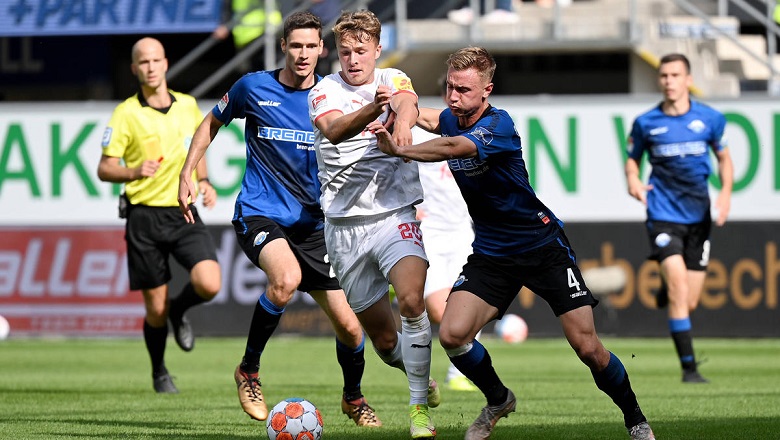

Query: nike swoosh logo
<box><xmin>411</xmin><ymin>342</ymin><xmax>432</xmax><ymax>349</ymax></box>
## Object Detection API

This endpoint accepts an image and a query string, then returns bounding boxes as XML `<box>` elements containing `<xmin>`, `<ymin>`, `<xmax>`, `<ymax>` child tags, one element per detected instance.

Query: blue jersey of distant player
<box><xmin>628</xmin><ymin>100</ymin><xmax>726</xmax><ymax>224</ymax></box>
<box><xmin>213</xmin><ymin>69</ymin><xmax>324</xmax><ymax>231</ymax></box>
<box><xmin>439</xmin><ymin>106</ymin><xmax>561</xmax><ymax>256</ymax></box>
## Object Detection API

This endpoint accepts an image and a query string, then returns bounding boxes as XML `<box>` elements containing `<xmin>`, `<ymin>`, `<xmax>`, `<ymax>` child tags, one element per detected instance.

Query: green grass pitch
<box><xmin>1</xmin><ymin>336</ymin><xmax>778</xmax><ymax>439</ymax></box>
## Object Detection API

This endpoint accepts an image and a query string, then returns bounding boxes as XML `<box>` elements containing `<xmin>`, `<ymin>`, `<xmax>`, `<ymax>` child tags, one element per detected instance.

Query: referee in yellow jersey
<box><xmin>97</xmin><ymin>37</ymin><xmax>222</xmax><ymax>394</ymax></box>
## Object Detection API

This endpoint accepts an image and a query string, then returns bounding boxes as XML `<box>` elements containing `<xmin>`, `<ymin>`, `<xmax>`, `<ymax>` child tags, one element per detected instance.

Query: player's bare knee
<box><xmin>573</xmin><ymin>341</ymin><xmax>606</xmax><ymax>369</ymax></box>
<box><xmin>194</xmin><ymin>277</ymin><xmax>221</xmax><ymax>300</ymax></box>
<box><xmin>369</xmin><ymin>330</ymin><xmax>398</xmax><ymax>354</ymax></box>
<box><xmin>438</xmin><ymin>328</ymin><xmax>467</xmax><ymax>350</ymax></box>
<box><xmin>396</xmin><ymin>297</ymin><xmax>426</xmax><ymax>318</ymax></box>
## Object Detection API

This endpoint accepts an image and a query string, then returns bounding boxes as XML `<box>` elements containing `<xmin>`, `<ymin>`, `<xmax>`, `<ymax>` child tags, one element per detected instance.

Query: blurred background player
<box><xmin>178</xmin><ymin>11</ymin><xmax>381</xmax><ymax>427</ymax></box>
<box><xmin>97</xmin><ymin>37</ymin><xmax>222</xmax><ymax>394</ymax></box>
<box><xmin>309</xmin><ymin>10</ymin><xmax>438</xmax><ymax>439</ymax></box>
<box><xmin>417</xmin><ymin>159</ymin><xmax>479</xmax><ymax>392</ymax></box>
<box><xmin>625</xmin><ymin>52</ymin><xmax>733</xmax><ymax>384</ymax></box>
<box><xmin>415</xmin><ymin>77</ymin><xmax>479</xmax><ymax>392</ymax></box>
<box><xmin>370</xmin><ymin>46</ymin><xmax>655</xmax><ymax>440</ymax></box>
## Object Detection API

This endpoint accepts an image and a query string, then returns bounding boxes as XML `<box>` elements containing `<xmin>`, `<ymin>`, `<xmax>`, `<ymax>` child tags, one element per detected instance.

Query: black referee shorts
<box><xmin>125</xmin><ymin>204</ymin><xmax>217</xmax><ymax>290</ymax></box>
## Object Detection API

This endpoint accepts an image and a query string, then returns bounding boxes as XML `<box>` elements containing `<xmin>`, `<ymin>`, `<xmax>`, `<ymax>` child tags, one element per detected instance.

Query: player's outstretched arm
<box><xmin>179</xmin><ymin>112</ymin><xmax>223</xmax><ymax>223</ymax></box>
<box><xmin>416</xmin><ymin>108</ymin><xmax>443</xmax><ymax>134</ymax></box>
<box><xmin>369</xmin><ymin>121</ymin><xmax>476</xmax><ymax>162</ymax></box>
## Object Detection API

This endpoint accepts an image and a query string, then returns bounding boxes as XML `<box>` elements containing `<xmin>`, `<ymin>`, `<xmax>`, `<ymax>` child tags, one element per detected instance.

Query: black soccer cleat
<box><xmin>682</xmin><ymin>370</ymin><xmax>709</xmax><ymax>383</ymax></box>
<box><xmin>153</xmin><ymin>372</ymin><xmax>179</xmax><ymax>393</ymax></box>
<box><xmin>170</xmin><ymin>313</ymin><xmax>194</xmax><ymax>352</ymax></box>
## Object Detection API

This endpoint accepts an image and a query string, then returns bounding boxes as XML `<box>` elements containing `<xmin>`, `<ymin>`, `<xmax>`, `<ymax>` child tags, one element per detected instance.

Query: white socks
<box><xmin>401</xmin><ymin>311</ymin><xmax>433</xmax><ymax>405</ymax></box>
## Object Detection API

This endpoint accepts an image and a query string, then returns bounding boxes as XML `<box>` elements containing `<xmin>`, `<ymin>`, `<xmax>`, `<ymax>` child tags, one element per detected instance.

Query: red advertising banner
<box><xmin>0</xmin><ymin>227</ymin><xmax>144</xmax><ymax>335</ymax></box>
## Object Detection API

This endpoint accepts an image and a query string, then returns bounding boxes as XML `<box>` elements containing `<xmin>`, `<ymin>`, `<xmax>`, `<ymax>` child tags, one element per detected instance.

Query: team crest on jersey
<box><xmin>469</xmin><ymin>127</ymin><xmax>494</xmax><ymax>146</ymax></box>
<box><xmin>688</xmin><ymin>119</ymin><xmax>706</xmax><ymax>133</ymax></box>
<box><xmin>453</xmin><ymin>274</ymin><xmax>467</xmax><ymax>288</ymax></box>
<box><xmin>218</xmin><ymin>93</ymin><xmax>229</xmax><ymax>113</ymax></box>
<box><xmin>655</xmin><ymin>233</ymin><xmax>671</xmax><ymax>248</ymax></box>
<box><xmin>101</xmin><ymin>127</ymin><xmax>112</xmax><ymax>147</ymax></box>
<box><xmin>253</xmin><ymin>231</ymin><xmax>269</xmax><ymax>246</ymax></box>
<box><xmin>312</xmin><ymin>94</ymin><xmax>327</xmax><ymax>111</ymax></box>
<box><xmin>393</xmin><ymin>76</ymin><xmax>414</xmax><ymax>92</ymax></box>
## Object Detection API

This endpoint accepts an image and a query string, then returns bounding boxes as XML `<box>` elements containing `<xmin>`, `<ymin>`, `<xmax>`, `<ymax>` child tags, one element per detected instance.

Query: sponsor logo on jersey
<box><xmin>688</xmin><ymin>119</ymin><xmax>706</xmax><ymax>133</ymax></box>
<box><xmin>537</xmin><ymin>211</ymin><xmax>550</xmax><ymax>224</ymax></box>
<box><xmin>453</xmin><ymin>274</ymin><xmax>467</xmax><ymax>287</ymax></box>
<box><xmin>257</xmin><ymin>100</ymin><xmax>281</xmax><ymax>107</ymax></box>
<box><xmin>393</xmin><ymin>76</ymin><xmax>414</xmax><ymax>92</ymax></box>
<box><xmin>651</xmin><ymin>141</ymin><xmax>707</xmax><ymax>157</ymax></box>
<box><xmin>649</xmin><ymin>126</ymin><xmax>669</xmax><ymax>136</ymax></box>
<box><xmin>311</xmin><ymin>94</ymin><xmax>327</xmax><ymax>111</ymax></box>
<box><xmin>253</xmin><ymin>231</ymin><xmax>269</xmax><ymax>246</ymax></box>
<box><xmin>469</xmin><ymin>127</ymin><xmax>494</xmax><ymax>146</ymax></box>
<box><xmin>258</xmin><ymin>127</ymin><xmax>315</xmax><ymax>144</ymax></box>
<box><xmin>218</xmin><ymin>93</ymin><xmax>229</xmax><ymax>113</ymax></box>
<box><xmin>570</xmin><ymin>290</ymin><xmax>588</xmax><ymax>298</ymax></box>
<box><xmin>101</xmin><ymin>127</ymin><xmax>112</xmax><ymax>147</ymax></box>
<box><xmin>448</xmin><ymin>156</ymin><xmax>486</xmax><ymax>174</ymax></box>
<box><xmin>655</xmin><ymin>232</ymin><xmax>671</xmax><ymax>248</ymax></box>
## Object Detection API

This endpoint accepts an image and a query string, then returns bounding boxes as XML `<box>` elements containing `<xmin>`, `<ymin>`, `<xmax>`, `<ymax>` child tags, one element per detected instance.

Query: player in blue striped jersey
<box><xmin>371</xmin><ymin>46</ymin><xmax>655</xmax><ymax>440</ymax></box>
<box><xmin>178</xmin><ymin>11</ymin><xmax>381</xmax><ymax>427</ymax></box>
<box><xmin>626</xmin><ymin>53</ymin><xmax>733</xmax><ymax>384</ymax></box>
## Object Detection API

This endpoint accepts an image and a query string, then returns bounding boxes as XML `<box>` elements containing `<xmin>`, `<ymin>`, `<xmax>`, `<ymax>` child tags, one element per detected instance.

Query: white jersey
<box><xmin>413</xmin><ymin>127</ymin><xmax>472</xmax><ymax>232</ymax></box>
<box><xmin>309</xmin><ymin>68</ymin><xmax>423</xmax><ymax>219</ymax></box>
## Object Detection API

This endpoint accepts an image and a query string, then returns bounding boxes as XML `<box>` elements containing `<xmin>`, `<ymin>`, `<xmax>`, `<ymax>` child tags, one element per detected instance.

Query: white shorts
<box><xmin>325</xmin><ymin>207</ymin><xmax>428</xmax><ymax>313</ymax></box>
<box><xmin>422</xmin><ymin>226</ymin><xmax>474</xmax><ymax>297</ymax></box>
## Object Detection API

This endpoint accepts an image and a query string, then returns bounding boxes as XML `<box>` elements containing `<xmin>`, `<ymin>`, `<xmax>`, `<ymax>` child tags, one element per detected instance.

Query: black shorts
<box><xmin>452</xmin><ymin>230</ymin><xmax>598</xmax><ymax>317</ymax></box>
<box><xmin>125</xmin><ymin>205</ymin><xmax>217</xmax><ymax>290</ymax></box>
<box><xmin>232</xmin><ymin>216</ymin><xmax>340</xmax><ymax>293</ymax></box>
<box><xmin>646</xmin><ymin>218</ymin><xmax>711</xmax><ymax>271</ymax></box>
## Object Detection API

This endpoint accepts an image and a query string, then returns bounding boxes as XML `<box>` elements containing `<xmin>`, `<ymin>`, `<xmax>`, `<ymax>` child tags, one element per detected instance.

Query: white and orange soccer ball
<box><xmin>266</xmin><ymin>398</ymin><xmax>323</xmax><ymax>440</ymax></box>
<box><xmin>494</xmin><ymin>313</ymin><xmax>528</xmax><ymax>344</ymax></box>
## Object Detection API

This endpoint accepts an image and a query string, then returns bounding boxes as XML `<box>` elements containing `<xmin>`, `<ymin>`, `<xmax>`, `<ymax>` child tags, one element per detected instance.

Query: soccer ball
<box><xmin>494</xmin><ymin>313</ymin><xmax>528</xmax><ymax>344</ymax></box>
<box><xmin>266</xmin><ymin>398</ymin><xmax>323</xmax><ymax>440</ymax></box>
<box><xmin>0</xmin><ymin>315</ymin><xmax>9</xmax><ymax>340</ymax></box>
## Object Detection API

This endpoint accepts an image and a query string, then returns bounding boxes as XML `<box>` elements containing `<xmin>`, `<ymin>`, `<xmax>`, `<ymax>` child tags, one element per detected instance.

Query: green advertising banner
<box><xmin>0</xmin><ymin>96</ymin><xmax>778</xmax><ymax>226</ymax></box>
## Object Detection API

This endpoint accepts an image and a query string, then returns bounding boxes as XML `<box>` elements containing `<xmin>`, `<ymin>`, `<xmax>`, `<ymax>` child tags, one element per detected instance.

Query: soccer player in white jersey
<box><xmin>308</xmin><ymin>10</ymin><xmax>438</xmax><ymax>440</ymax></box>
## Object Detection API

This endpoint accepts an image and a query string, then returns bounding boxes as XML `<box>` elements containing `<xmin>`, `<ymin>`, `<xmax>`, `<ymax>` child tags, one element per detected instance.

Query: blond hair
<box><xmin>333</xmin><ymin>10</ymin><xmax>381</xmax><ymax>44</ymax></box>
<box><xmin>446</xmin><ymin>47</ymin><xmax>496</xmax><ymax>83</ymax></box>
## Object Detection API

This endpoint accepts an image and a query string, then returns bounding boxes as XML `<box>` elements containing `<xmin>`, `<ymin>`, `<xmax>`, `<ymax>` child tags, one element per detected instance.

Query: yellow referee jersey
<box><xmin>101</xmin><ymin>91</ymin><xmax>203</xmax><ymax>207</ymax></box>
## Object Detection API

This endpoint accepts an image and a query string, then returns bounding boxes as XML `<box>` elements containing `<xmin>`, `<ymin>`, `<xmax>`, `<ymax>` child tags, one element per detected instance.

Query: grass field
<box><xmin>1</xmin><ymin>336</ymin><xmax>778</xmax><ymax>439</ymax></box>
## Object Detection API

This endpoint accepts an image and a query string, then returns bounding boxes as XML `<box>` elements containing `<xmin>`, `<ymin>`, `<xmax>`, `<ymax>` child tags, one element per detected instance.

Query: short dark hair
<box><xmin>659</xmin><ymin>53</ymin><xmax>690</xmax><ymax>74</ymax></box>
<box><xmin>283</xmin><ymin>11</ymin><xmax>322</xmax><ymax>40</ymax></box>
